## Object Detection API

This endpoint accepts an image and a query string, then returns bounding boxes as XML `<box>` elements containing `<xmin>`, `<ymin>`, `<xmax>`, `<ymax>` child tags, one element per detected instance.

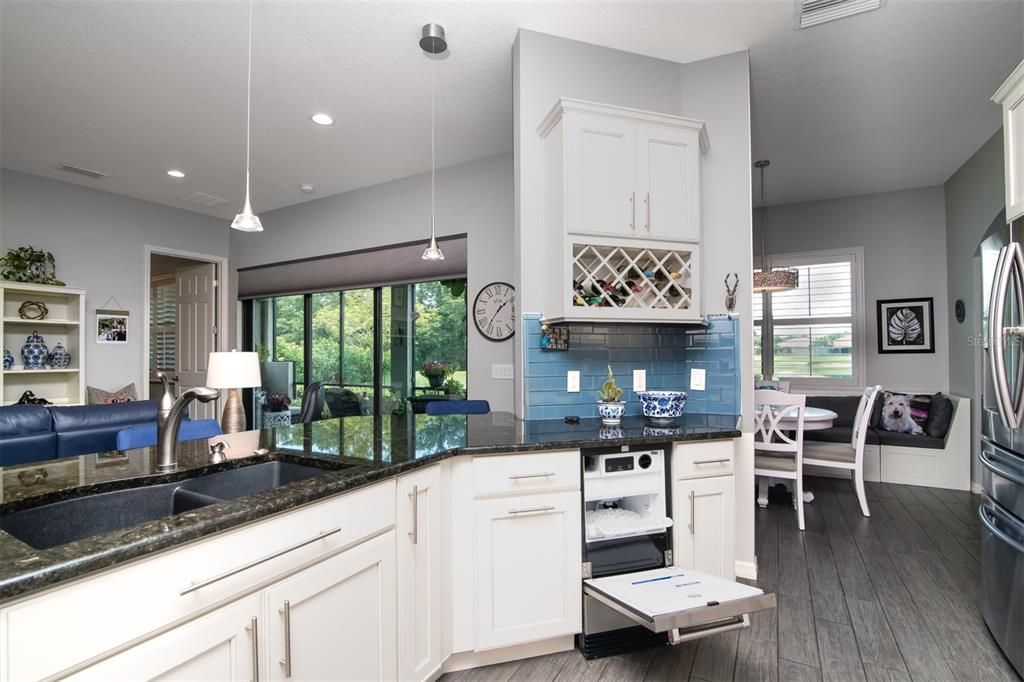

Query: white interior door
<box><xmin>176</xmin><ymin>262</ymin><xmax>218</xmax><ymax>420</ymax></box>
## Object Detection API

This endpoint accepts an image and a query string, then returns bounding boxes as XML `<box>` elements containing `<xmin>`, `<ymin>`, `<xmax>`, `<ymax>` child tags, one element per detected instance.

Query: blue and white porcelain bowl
<box><xmin>597</xmin><ymin>401</ymin><xmax>626</xmax><ymax>425</ymax></box>
<box><xmin>636</xmin><ymin>390</ymin><xmax>687</xmax><ymax>422</ymax></box>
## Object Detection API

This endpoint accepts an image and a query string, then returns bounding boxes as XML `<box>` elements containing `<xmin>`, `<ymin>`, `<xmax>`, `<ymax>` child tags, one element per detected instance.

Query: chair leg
<box><xmin>795</xmin><ymin>475</ymin><xmax>805</xmax><ymax>531</ymax></box>
<box><xmin>854</xmin><ymin>467</ymin><xmax>870</xmax><ymax>517</ymax></box>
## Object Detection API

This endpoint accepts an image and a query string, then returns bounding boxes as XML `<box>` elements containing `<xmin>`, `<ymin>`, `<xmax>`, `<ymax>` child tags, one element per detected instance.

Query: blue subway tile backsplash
<box><xmin>523</xmin><ymin>314</ymin><xmax>741</xmax><ymax>421</ymax></box>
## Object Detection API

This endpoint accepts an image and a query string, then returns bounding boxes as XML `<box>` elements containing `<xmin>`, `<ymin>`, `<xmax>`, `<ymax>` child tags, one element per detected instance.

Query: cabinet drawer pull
<box><xmin>693</xmin><ymin>458</ymin><xmax>731</xmax><ymax>465</ymax></box>
<box><xmin>180</xmin><ymin>528</ymin><xmax>342</xmax><ymax>595</ymax></box>
<box><xmin>508</xmin><ymin>505</ymin><xmax>556</xmax><ymax>515</ymax></box>
<box><xmin>630</xmin><ymin>192</ymin><xmax>636</xmax><ymax>230</ymax></box>
<box><xmin>645</xmin><ymin>192</ymin><xmax>650</xmax><ymax>231</ymax></box>
<box><xmin>508</xmin><ymin>472</ymin><xmax>556</xmax><ymax>480</ymax></box>
<box><xmin>248</xmin><ymin>616</ymin><xmax>260</xmax><ymax>682</ymax></box>
<box><xmin>409</xmin><ymin>485</ymin><xmax>419</xmax><ymax>545</ymax></box>
<box><xmin>280</xmin><ymin>600</ymin><xmax>292</xmax><ymax>678</ymax></box>
<box><xmin>688</xmin><ymin>491</ymin><xmax>695</xmax><ymax>534</ymax></box>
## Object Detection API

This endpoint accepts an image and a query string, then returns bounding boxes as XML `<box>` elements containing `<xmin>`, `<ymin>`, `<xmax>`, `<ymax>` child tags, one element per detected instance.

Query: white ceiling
<box><xmin>1</xmin><ymin>0</ymin><xmax>1021</xmax><ymax>219</ymax></box>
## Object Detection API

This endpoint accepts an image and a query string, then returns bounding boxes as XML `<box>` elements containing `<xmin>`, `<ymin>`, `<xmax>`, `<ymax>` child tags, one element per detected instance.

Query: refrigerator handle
<box><xmin>989</xmin><ymin>244</ymin><xmax>1016</xmax><ymax>429</ymax></box>
<box><xmin>1009</xmin><ymin>245</ymin><xmax>1024</xmax><ymax>426</ymax></box>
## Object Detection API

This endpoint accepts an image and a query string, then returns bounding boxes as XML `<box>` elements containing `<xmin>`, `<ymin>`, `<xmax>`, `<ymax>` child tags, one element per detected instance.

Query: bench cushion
<box><xmin>875</xmin><ymin>430</ymin><xmax>946</xmax><ymax>450</ymax></box>
<box><xmin>805</xmin><ymin>396</ymin><xmax>861</xmax><ymax>428</ymax></box>
<box><xmin>804</xmin><ymin>426</ymin><xmax>881</xmax><ymax>445</ymax></box>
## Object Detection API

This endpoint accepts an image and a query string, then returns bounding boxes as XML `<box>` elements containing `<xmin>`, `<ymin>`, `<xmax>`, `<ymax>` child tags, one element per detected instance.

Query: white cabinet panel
<box><xmin>398</xmin><ymin>466</ymin><xmax>443</xmax><ymax>681</ymax></box>
<box><xmin>994</xmin><ymin>60</ymin><xmax>1024</xmax><ymax>223</ymax></box>
<box><xmin>566</xmin><ymin>113</ymin><xmax>637</xmax><ymax>236</ymax></box>
<box><xmin>475</xmin><ymin>490</ymin><xmax>582</xmax><ymax>650</ymax></box>
<box><xmin>673</xmin><ymin>475</ymin><xmax>736</xmax><ymax>579</ymax></box>
<box><xmin>636</xmin><ymin>125</ymin><xmax>702</xmax><ymax>242</ymax></box>
<box><xmin>67</xmin><ymin>595</ymin><xmax>260</xmax><ymax>682</ymax></box>
<box><xmin>264</xmin><ymin>531</ymin><xmax>397</xmax><ymax>682</ymax></box>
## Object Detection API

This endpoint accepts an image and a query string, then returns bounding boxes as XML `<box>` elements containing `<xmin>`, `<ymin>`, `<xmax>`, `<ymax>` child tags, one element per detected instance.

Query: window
<box><xmin>754</xmin><ymin>248</ymin><xmax>864</xmax><ymax>389</ymax></box>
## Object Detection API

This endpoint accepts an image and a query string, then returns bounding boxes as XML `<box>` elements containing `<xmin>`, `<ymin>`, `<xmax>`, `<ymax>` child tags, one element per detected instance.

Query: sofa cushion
<box><xmin>926</xmin><ymin>393</ymin><xmax>954</xmax><ymax>439</ymax></box>
<box><xmin>51</xmin><ymin>400</ymin><xmax>160</xmax><ymax>458</ymax></box>
<box><xmin>805</xmin><ymin>396</ymin><xmax>862</xmax><ymax>428</ymax></box>
<box><xmin>0</xmin><ymin>433</ymin><xmax>58</xmax><ymax>466</ymax></box>
<box><xmin>0</xmin><ymin>404</ymin><xmax>53</xmax><ymax>437</ymax></box>
<box><xmin>875</xmin><ymin>430</ymin><xmax>946</xmax><ymax>450</ymax></box>
<box><xmin>804</xmin><ymin>426</ymin><xmax>881</xmax><ymax>445</ymax></box>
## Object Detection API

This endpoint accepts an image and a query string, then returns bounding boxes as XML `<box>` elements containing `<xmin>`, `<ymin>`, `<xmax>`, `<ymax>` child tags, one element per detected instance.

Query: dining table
<box><xmin>755</xmin><ymin>405</ymin><xmax>839</xmax><ymax>508</ymax></box>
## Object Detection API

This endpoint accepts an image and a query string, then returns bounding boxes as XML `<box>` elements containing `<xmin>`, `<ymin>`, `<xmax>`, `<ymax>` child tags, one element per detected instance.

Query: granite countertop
<box><xmin>0</xmin><ymin>411</ymin><xmax>740</xmax><ymax>603</ymax></box>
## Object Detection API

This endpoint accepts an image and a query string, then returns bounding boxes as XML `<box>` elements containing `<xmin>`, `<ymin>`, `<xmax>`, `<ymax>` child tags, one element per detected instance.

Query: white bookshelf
<box><xmin>0</xmin><ymin>282</ymin><xmax>86</xmax><ymax>406</ymax></box>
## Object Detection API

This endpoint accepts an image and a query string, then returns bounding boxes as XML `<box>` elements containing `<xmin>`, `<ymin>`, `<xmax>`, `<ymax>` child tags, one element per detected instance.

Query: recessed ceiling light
<box><xmin>166</xmin><ymin>169</ymin><xmax>186</xmax><ymax>178</ymax></box>
<box><xmin>310</xmin><ymin>113</ymin><xmax>334</xmax><ymax>126</ymax></box>
<box><xmin>300</xmin><ymin>184</ymin><xmax>316</xmax><ymax>193</ymax></box>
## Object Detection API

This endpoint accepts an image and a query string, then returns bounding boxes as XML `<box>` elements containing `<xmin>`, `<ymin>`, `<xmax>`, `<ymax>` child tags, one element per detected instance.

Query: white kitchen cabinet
<box><xmin>565</xmin><ymin>112</ymin><xmax>637</xmax><ymax>236</ymax></box>
<box><xmin>474</xmin><ymin>490</ymin><xmax>582</xmax><ymax>650</ymax></box>
<box><xmin>263</xmin><ymin>530</ymin><xmax>397</xmax><ymax>681</ymax></box>
<box><xmin>636</xmin><ymin>124</ymin><xmax>703</xmax><ymax>242</ymax></box>
<box><xmin>994</xmin><ymin>59</ymin><xmax>1024</xmax><ymax>223</ymax></box>
<box><xmin>397</xmin><ymin>466</ymin><xmax>443</xmax><ymax>681</ymax></box>
<box><xmin>673</xmin><ymin>475</ymin><xmax>736</xmax><ymax>579</ymax></box>
<box><xmin>67</xmin><ymin>595</ymin><xmax>261</xmax><ymax>682</ymax></box>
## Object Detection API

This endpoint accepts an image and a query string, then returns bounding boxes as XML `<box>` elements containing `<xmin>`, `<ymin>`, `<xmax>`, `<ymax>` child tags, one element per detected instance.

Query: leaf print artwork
<box><xmin>888</xmin><ymin>307</ymin><xmax>922</xmax><ymax>344</ymax></box>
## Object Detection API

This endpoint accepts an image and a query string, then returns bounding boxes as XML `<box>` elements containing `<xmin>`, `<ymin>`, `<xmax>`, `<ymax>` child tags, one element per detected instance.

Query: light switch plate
<box><xmin>567</xmin><ymin>370</ymin><xmax>581</xmax><ymax>393</ymax></box>
<box><xmin>690</xmin><ymin>368</ymin><xmax>706</xmax><ymax>391</ymax></box>
<box><xmin>491</xmin><ymin>364</ymin><xmax>514</xmax><ymax>380</ymax></box>
<box><xmin>633</xmin><ymin>369</ymin><xmax>646</xmax><ymax>392</ymax></box>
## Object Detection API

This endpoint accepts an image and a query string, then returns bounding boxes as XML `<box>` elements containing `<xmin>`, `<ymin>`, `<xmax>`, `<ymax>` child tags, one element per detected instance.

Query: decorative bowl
<box><xmin>597</xmin><ymin>400</ymin><xmax>626</xmax><ymax>425</ymax></box>
<box><xmin>636</xmin><ymin>391</ymin><xmax>687</xmax><ymax>421</ymax></box>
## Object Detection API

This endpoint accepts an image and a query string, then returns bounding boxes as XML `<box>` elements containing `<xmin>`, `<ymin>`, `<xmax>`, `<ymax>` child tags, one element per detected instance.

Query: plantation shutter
<box><xmin>150</xmin><ymin>279</ymin><xmax>177</xmax><ymax>372</ymax></box>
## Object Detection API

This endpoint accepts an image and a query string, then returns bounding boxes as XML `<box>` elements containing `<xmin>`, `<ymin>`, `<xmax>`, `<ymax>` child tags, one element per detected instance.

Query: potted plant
<box><xmin>0</xmin><ymin>246</ymin><xmax>65</xmax><ymax>286</ymax></box>
<box><xmin>262</xmin><ymin>393</ymin><xmax>292</xmax><ymax>428</ymax></box>
<box><xmin>421</xmin><ymin>360</ymin><xmax>451</xmax><ymax>390</ymax></box>
<box><xmin>443</xmin><ymin>376</ymin><xmax>464</xmax><ymax>397</ymax></box>
<box><xmin>597</xmin><ymin>365</ymin><xmax>626</xmax><ymax>425</ymax></box>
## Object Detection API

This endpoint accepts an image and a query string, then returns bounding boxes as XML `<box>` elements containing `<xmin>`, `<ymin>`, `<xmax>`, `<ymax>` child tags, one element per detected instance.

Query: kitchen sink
<box><xmin>0</xmin><ymin>460</ymin><xmax>335</xmax><ymax>550</ymax></box>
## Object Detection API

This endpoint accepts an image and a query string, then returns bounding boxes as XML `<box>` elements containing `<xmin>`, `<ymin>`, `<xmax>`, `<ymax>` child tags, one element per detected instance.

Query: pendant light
<box><xmin>420</xmin><ymin>23</ymin><xmax>447</xmax><ymax>261</ymax></box>
<box><xmin>231</xmin><ymin>0</ymin><xmax>263</xmax><ymax>232</ymax></box>
<box><xmin>752</xmin><ymin>160</ymin><xmax>797</xmax><ymax>293</ymax></box>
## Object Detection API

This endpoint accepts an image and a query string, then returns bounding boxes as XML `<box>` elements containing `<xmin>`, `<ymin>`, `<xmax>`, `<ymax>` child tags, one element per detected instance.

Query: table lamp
<box><xmin>206</xmin><ymin>350</ymin><xmax>262</xmax><ymax>434</ymax></box>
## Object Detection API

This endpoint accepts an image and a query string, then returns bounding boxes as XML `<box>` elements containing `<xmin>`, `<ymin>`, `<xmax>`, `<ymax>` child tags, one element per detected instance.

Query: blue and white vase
<box><xmin>48</xmin><ymin>342</ymin><xmax>70</xmax><ymax>369</ymax></box>
<box><xmin>3</xmin><ymin>348</ymin><xmax>13</xmax><ymax>370</ymax></box>
<box><xmin>262</xmin><ymin>411</ymin><xmax>292</xmax><ymax>428</ymax></box>
<box><xmin>597</xmin><ymin>400</ymin><xmax>626</xmax><ymax>425</ymax></box>
<box><xmin>21</xmin><ymin>331</ymin><xmax>48</xmax><ymax>370</ymax></box>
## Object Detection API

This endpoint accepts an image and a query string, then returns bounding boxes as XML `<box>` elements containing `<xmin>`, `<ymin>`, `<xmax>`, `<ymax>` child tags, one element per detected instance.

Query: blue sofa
<box><xmin>0</xmin><ymin>400</ymin><xmax>176</xmax><ymax>466</ymax></box>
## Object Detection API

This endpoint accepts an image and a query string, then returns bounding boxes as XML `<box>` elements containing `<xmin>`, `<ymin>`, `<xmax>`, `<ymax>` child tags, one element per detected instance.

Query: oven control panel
<box><xmin>584</xmin><ymin>450</ymin><xmax>663</xmax><ymax>478</ymax></box>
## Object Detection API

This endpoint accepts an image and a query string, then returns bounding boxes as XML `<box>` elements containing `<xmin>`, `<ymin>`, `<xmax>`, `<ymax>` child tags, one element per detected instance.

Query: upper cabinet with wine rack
<box><xmin>538</xmin><ymin>98</ymin><xmax>709</xmax><ymax>323</ymax></box>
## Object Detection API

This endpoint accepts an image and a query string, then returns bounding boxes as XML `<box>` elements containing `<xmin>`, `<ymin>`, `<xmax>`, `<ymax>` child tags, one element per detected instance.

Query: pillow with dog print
<box><xmin>87</xmin><ymin>382</ymin><xmax>138</xmax><ymax>405</ymax></box>
<box><xmin>878</xmin><ymin>392</ymin><xmax>931</xmax><ymax>435</ymax></box>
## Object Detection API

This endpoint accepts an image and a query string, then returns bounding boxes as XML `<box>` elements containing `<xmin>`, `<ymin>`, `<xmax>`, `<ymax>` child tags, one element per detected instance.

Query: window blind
<box><xmin>150</xmin><ymin>280</ymin><xmax>176</xmax><ymax>372</ymax></box>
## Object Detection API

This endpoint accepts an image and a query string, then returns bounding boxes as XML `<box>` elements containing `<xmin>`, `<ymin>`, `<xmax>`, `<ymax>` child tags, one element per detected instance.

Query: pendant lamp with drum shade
<box><xmin>752</xmin><ymin>160</ymin><xmax>797</xmax><ymax>293</ymax></box>
<box><xmin>420</xmin><ymin>24</ymin><xmax>447</xmax><ymax>261</ymax></box>
<box><xmin>231</xmin><ymin>0</ymin><xmax>263</xmax><ymax>232</ymax></box>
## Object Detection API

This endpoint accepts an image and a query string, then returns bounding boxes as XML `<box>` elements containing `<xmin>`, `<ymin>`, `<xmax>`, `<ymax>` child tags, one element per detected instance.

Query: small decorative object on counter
<box><xmin>540</xmin><ymin>323</ymin><xmax>570</xmax><ymax>351</ymax></box>
<box><xmin>48</xmin><ymin>342</ymin><xmax>70</xmax><ymax>368</ymax></box>
<box><xmin>421</xmin><ymin>359</ymin><xmax>451</xmax><ymax>389</ymax></box>
<box><xmin>0</xmin><ymin>246</ymin><xmax>65</xmax><ymax>286</ymax></box>
<box><xmin>16</xmin><ymin>390</ymin><xmax>52</xmax><ymax>405</ymax></box>
<box><xmin>3</xmin><ymin>348</ymin><xmax>13</xmax><ymax>370</ymax></box>
<box><xmin>724</xmin><ymin>273</ymin><xmax>739</xmax><ymax>313</ymax></box>
<box><xmin>261</xmin><ymin>393</ymin><xmax>292</xmax><ymax>428</ymax></box>
<box><xmin>21</xmin><ymin>330</ymin><xmax>49</xmax><ymax>369</ymax></box>
<box><xmin>597</xmin><ymin>364</ymin><xmax>626</xmax><ymax>425</ymax></box>
<box><xmin>636</xmin><ymin>390</ymin><xmax>687</xmax><ymax>425</ymax></box>
<box><xmin>17</xmin><ymin>300</ymin><xmax>48</xmax><ymax>320</ymax></box>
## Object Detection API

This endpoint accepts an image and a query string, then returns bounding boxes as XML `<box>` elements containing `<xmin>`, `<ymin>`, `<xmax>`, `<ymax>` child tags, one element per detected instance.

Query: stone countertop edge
<box><xmin>0</xmin><ymin>424</ymin><xmax>740</xmax><ymax>604</ymax></box>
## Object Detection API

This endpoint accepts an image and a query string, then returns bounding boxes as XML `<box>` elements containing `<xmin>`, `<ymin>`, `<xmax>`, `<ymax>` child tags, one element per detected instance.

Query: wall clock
<box><xmin>473</xmin><ymin>282</ymin><xmax>516</xmax><ymax>341</ymax></box>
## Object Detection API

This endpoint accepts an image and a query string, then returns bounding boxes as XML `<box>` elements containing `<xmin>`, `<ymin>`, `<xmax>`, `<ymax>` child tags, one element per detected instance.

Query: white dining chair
<box><xmin>753</xmin><ymin>390</ymin><xmax>807</xmax><ymax>530</ymax></box>
<box><xmin>803</xmin><ymin>385</ymin><xmax>882</xmax><ymax>517</ymax></box>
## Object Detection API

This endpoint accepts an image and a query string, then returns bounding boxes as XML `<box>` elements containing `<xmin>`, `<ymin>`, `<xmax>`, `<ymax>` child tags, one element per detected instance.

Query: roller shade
<box><xmin>237</xmin><ymin>235</ymin><xmax>467</xmax><ymax>300</ymax></box>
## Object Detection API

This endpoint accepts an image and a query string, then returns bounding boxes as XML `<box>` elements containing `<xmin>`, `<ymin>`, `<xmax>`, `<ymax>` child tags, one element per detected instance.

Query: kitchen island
<box><xmin>0</xmin><ymin>411</ymin><xmax>743</xmax><ymax>681</ymax></box>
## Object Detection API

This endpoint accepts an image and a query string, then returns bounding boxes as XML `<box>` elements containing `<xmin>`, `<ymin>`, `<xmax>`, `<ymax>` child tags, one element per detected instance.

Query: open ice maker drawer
<box><xmin>583</xmin><ymin>566</ymin><xmax>777</xmax><ymax>643</ymax></box>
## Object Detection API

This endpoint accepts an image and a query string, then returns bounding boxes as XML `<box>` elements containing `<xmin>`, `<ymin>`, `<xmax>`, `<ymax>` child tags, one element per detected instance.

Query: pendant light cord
<box><xmin>430</xmin><ymin>60</ymin><xmax>437</xmax><ymax>237</ymax></box>
<box><xmin>759</xmin><ymin>163</ymin><xmax>767</xmax><ymax>272</ymax></box>
<box><xmin>244</xmin><ymin>0</ymin><xmax>254</xmax><ymax>195</ymax></box>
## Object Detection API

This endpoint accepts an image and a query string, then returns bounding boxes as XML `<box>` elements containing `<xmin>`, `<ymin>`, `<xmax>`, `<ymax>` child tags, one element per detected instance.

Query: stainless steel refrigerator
<box><xmin>979</xmin><ymin>219</ymin><xmax>1024</xmax><ymax>678</ymax></box>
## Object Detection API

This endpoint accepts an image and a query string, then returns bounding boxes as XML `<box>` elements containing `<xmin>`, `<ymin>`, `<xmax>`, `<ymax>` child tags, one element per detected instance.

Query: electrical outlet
<box><xmin>632</xmin><ymin>369</ymin><xmax>646</xmax><ymax>392</ymax></box>
<box><xmin>690</xmin><ymin>368</ymin><xmax>706</xmax><ymax>391</ymax></box>
<box><xmin>491</xmin><ymin>364</ymin><xmax>514</xmax><ymax>380</ymax></box>
<box><xmin>567</xmin><ymin>370</ymin><xmax>581</xmax><ymax>393</ymax></box>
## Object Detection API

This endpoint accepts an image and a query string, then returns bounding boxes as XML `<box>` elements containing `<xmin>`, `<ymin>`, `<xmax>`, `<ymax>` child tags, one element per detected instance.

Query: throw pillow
<box><xmin>878</xmin><ymin>392</ymin><xmax>931</xmax><ymax>435</ymax></box>
<box><xmin>925</xmin><ymin>392</ymin><xmax>954</xmax><ymax>439</ymax></box>
<box><xmin>87</xmin><ymin>382</ymin><xmax>138</xmax><ymax>405</ymax></box>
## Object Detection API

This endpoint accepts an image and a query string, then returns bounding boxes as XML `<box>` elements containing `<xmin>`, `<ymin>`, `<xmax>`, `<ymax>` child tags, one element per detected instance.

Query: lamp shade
<box><xmin>206</xmin><ymin>350</ymin><xmax>261</xmax><ymax>389</ymax></box>
<box><xmin>752</xmin><ymin>268</ymin><xmax>799</xmax><ymax>293</ymax></box>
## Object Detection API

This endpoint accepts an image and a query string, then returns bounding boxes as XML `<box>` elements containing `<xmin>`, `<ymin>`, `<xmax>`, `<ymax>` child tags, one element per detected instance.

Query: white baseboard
<box><xmin>735</xmin><ymin>559</ymin><xmax>758</xmax><ymax>581</ymax></box>
<box><xmin>443</xmin><ymin>635</ymin><xmax>575</xmax><ymax>673</ymax></box>
<box><xmin>972</xmin><ymin>481</ymin><xmax>983</xmax><ymax>494</ymax></box>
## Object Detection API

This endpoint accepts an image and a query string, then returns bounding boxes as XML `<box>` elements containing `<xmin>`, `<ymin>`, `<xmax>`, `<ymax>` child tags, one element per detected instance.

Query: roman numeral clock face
<box><xmin>473</xmin><ymin>282</ymin><xmax>516</xmax><ymax>341</ymax></box>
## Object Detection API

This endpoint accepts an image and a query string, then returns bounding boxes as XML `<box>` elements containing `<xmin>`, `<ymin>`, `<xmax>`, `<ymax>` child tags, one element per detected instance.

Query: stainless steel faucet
<box><xmin>157</xmin><ymin>386</ymin><xmax>220</xmax><ymax>472</ymax></box>
<box><xmin>155</xmin><ymin>372</ymin><xmax>177</xmax><ymax>429</ymax></box>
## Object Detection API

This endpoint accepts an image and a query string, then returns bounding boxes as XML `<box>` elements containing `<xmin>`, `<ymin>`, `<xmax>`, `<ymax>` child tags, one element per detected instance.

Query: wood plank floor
<box><xmin>442</xmin><ymin>477</ymin><xmax>1021</xmax><ymax>682</ymax></box>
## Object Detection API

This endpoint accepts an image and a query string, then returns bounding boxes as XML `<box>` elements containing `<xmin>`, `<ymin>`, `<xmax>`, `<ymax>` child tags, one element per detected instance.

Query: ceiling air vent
<box><xmin>57</xmin><ymin>163</ymin><xmax>108</xmax><ymax>179</ymax></box>
<box><xmin>796</xmin><ymin>0</ymin><xmax>884</xmax><ymax>29</ymax></box>
<box><xmin>178</xmin><ymin>191</ymin><xmax>230</xmax><ymax>208</ymax></box>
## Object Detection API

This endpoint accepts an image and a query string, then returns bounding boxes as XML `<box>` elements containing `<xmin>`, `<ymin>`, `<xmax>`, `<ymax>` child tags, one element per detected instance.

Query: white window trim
<box><xmin>754</xmin><ymin>246</ymin><xmax>866</xmax><ymax>394</ymax></box>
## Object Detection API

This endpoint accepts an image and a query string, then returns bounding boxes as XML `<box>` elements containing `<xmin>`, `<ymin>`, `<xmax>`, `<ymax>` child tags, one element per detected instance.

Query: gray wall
<box><xmin>0</xmin><ymin>168</ymin><xmax>229</xmax><ymax>394</ymax></box>
<box><xmin>755</xmin><ymin>186</ymin><xmax>949</xmax><ymax>393</ymax></box>
<box><xmin>945</xmin><ymin>131</ymin><xmax>1005</xmax><ymax>485</ymax></box>
<box><xmin>230</xmin><ymin>152</ymin><xmax>515</xmax><ymax>412</ymax></box>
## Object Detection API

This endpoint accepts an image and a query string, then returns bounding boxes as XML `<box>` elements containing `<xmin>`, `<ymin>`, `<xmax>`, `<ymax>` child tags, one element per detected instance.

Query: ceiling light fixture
<box><xmin>310</xmin><ymin>113</ymin><xmax>334</xmax><ymax>126</ymax></box>
<box><xmin>420</xmin><ymin>23</ymin><xmax>448</xmax><ymax>262</ymax></box>
<box><xmin>231</xmin><ymin>0</ymin><xmax>263</xmax><ymax>233</ymax></box>
<box><xmin>752</xmin><ymin>160</ymin><xmax>798</xmax><ymax>293</ymax></box>
<box><xmin>300</xmin><ymin>184</ymin><xmax>316</xmax><ymax>193</ymax></box>
<box><xmin>166</xmin><ymin>169</ymin><xmax>186</xmax><ymax>178</ymax></box>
